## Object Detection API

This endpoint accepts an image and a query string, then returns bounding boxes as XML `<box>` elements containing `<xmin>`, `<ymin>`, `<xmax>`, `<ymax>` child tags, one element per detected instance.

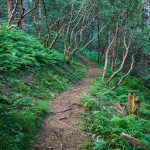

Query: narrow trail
<box><xmin>34</xmin><ymin>58</ymin><xmax>100</xmax><ymax>150</ymax></box>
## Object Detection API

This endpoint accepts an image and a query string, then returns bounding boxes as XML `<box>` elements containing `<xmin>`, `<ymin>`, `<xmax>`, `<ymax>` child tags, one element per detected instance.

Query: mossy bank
<box><xmin>0</xmin><ymin>26</ymin><xmax>87</xmax><ymax>150</ymax></box>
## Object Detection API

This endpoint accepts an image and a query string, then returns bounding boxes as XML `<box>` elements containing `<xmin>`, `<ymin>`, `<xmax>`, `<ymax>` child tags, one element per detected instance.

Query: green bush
<box><xmin>0</xmin><ymin>26</ymin><xmax>64</xmax><ymax>72</ymax></box>
<box><xmin>81</xmin><ymin>76</ymin><xmax>150</xmax><ymax>150</ymax></box>
<box><xmin>0</xmin><ymin>62</ymin><xmax>87</xmax><ymax>150</ymax></box>
<box><xmin>0</xmin><ymin>26</ymin><xmax>87</xmax><ymax>150</ymax></box>
<box><xmin>82</xmin><ymin>49</ymin><xmax>98</xmax><ymax>63</ymax></box>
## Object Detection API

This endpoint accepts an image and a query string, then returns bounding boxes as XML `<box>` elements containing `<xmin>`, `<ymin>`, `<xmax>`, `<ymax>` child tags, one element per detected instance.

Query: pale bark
<box><xmin>63</xmin><ymin>1</ymin><xmax>97</xmax><ymax>59</ymax></box>
<box><xmin>8</xmin><ymin>0</ymin><xmax>39</xmax><ymax>30</ymax></box>
<box><xmin>116</xmin><ymin>55</ymin><xmax>135</xmax><ymax>86</ymax></box>
<box><xmin>102</xmin><ymin>23</ymin><xmax>120</xmax><ymax>82</ymax></box>
<box><xmin>111</xmin><ymin>47</ymin><xmax>116</xmax><ymax>70</ymax></box>
<box><xmin>7</xmin><ymin>0</ymin><xmax>18</xmax><ymax>28</ymax></box>
<box><xmin>120</xmin><ymin>133</ymin><xmax>145</xmax><ymax>147</ymax></box>
<box><xmin>106</xmin><ymin>35</ymin><xmax>130</xmax><ymax>84</ymax></box>
<box><xmin>50</xmin><ymin>1</ymin><xmax>86</xmax><ymax>50</ymax></box>
<box><xmin>97</xmin><ymin>19</ymin><xmax>101</xmax><ymax>64</ymax></box>
<box><xmin>78</xmin><ymin>24</ymin><xmax>108</xmax><ymax>54</ymax></box>
<box><xmin>7</xmin><ymin>0</ymin><xmax>13</xmax><ymax>26</ymax></box>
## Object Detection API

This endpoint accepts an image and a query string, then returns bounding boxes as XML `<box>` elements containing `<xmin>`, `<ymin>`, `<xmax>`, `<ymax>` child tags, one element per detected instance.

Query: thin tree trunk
<box><xmin>42</xmin><ymin>0</ymin><xmax>51</xmax><ymax>48</ymax></box>
<box><xmin>122</xmin><ymin>46</ymin><xmax>126</xmax><ymax>71</ymax></box>
<box><xmin>111</xmin><ymin>36</ymin><xmax>120</xmax><ymax>70</ymax></box>
<box><xmin>39</xmin><ymin>0</ymin><xmax>42</xmax><ymax>20</ymax></box>
<box><xmin>97</xmin><ymin>19</ymin><xmax>101</xmax><ymax>64</ymax></box>
<box><xmin>120</xmin><ymin>132</ymin><xmax>145</xmax><ymax>147</ymax></box>
<box><xmin>107</xmin><ymin>35</ymin><xmax>131</xmax><ymax>84</ymax></box>
<box><xmin>111</xmin><ymin>47</ymin><xmax>116</xmax><ymax>70</ymax></box>
<box><xmin>21</xmin><ymin>0</ymin><xmax>28</xmax><ymax>31</ymax></box>
<box><xmin>102</xmin><ymin>22</ymin><xmax>120</xmax><ymax>82</ymax></box>
<box><xmin>116</xmin><ymin>55</ymin><xmax>135</xmax><ymax>86</ymax></box>
<box><xmin>7</xmin><ymin>0</ymin><xmax>12</xmax><ymax>26</ymax></box>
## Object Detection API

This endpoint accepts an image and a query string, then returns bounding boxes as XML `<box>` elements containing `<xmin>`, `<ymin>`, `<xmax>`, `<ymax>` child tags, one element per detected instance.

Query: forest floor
<box><xmin>34</xmin><ymin>57</ymin><xmax>100</xmax><ymax>150</ymax></box>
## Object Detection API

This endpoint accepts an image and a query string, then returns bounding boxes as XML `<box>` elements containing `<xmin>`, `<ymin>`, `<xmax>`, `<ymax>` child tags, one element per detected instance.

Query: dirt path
<box><xmin>34</xmin><ymin>58</ymin><xmax>100</xmax><ymax>150</ymax></box>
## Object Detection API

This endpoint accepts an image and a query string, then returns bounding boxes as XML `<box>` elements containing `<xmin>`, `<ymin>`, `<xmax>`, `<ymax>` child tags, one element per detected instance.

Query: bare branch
<box><xmin>116</xmin><ymin>55</ymin><xmax>135</xmax><ymax>86</ymax></box>
<box><xmin>42</xmin><ymin>0</ymin><xmax>51</xmax><ymax>47</ymax></box>
<box><xmin>23</xmin><ymin>0</ymin><xmax>39</xmax><ymax>18</ymax></box>
<box><xmin>8</xmin><ymin>0</ymin><xmax>18</xmax><ymax>29</ymax></box>
<box><xmin>120</xmin><ymin>133</ymin><xmax>145</xmax><ymax>147</ymax></box>
<box><xmin>106</xmin><ymin>34</ymin><xmax>131</xmax><ymax>84</ymax></box>
<box><xmin>102</xmin><ymin>22</ymin><xmax>120</xmax><ymax>82</ymax></box>
<box><xmin>50</xmin><ymin>1</ymin><xmax>86</xmax><ymax>49</ymax></box>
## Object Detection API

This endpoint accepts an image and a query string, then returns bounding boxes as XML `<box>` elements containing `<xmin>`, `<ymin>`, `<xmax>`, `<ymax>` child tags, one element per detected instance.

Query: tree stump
<box><xmin>128</xmin><ymin>93</ymin><xmax>140</xmax><ymax>115</ymax></box>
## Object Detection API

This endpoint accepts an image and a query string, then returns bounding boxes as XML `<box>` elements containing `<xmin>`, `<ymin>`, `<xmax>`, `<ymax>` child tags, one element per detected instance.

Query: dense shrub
<box><xmin>0</xmin><ymin>26</ymin><xmax>64</xmax><ymax>72</ymax></box>
<box><xmin>81</xmin><ymin>76</ymin><xmax>150</xmax><ymax>150</ymax></box>
<box><xmin>0</xmin><ymin>26</ymin><xmax>87</xmax><ymax>150</ymax></box>
<box><xmin>82</xmin><ymin>49</ymin><xmax>98</xmax><ymax>63</ymax></box>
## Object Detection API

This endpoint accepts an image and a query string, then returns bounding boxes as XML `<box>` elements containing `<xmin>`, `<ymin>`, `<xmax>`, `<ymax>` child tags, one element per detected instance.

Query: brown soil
<box><xmin>34</xmin><ymin>58</ymin><xmax>100</xmax><ymax>150</ymax></box>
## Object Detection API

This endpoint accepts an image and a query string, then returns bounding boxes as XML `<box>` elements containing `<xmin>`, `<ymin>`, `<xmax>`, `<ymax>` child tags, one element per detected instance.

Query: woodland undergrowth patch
<box><xmin>82</xmin><ymin>49</ymin><xmax>99</xmax><ymax>63</ymax></box>
<box><xmin>0</xmin><ymin>26</ymin><xmax>87</xmax><ymax>150</ymax></box>
<box><xmin>81</xmin><ymin>75</ymin><xmax>150</xmax><ymax>150</ymax></box>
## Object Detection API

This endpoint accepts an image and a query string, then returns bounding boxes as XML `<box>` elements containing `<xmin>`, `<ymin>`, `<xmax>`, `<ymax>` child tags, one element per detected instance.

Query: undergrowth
<box><xmin>0</xmin><ymin>26</ymin><xmax>87</xmax><ymax>150</ymax></box>
<box><xmin>81</xmin><ymin>49</ymin><xmax>98</xmax><ymax>63</ymax></box>
<box><xmin>81</xmin><ymin>75</ymin><xmax>150</xmax><ymax>150</ymax></box>
<box><xmin>0</xmin><ymin>26</ymin><xmax>64</xmax><ymax>72</ymax></box>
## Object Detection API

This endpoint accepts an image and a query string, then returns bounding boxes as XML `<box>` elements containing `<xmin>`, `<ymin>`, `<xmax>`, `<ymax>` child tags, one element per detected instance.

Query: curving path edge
<box><xmin>34</xmin><ymin>58</ymin><xmax>100</xmax><ymax>150</ymax></box>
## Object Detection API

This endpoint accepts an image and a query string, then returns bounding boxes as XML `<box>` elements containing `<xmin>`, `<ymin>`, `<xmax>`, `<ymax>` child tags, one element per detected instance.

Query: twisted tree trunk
<box><xmin>102</xmin><ymin>22</ymin><xmax>120</xmax><ymax>82</ymax></box>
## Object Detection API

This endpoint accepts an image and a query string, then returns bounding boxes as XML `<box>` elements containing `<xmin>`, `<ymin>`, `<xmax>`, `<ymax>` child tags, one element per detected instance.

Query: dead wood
<box><xmin>114</xmin><ymin>102</ymin><xmax>127</xmax><ymax>115</ymax></box>
<box><xmin>120</xmin><ymin>132</ymin><xmax>145</xmax><ymax>148</ymax></box>
<box><xmin>56</xmin><ymin>107</ymin><xmax>72</xmax><ymax>113</ymax></box>
<box><xmin>59</xmin><ymin>116</ymin><xmax>70</xmax><ymax>120</ymax></box>
<box><xmin>127</xmin><ymin>93</ymin><xmax>140</xmax><ymax>115</ymax></box>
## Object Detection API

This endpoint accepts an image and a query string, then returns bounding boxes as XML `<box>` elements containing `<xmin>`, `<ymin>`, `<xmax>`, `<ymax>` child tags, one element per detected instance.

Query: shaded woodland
<box><xmin>0</xmin><ymin>0</ymin><xmax>150</xmax><ymax>150</ymax></box>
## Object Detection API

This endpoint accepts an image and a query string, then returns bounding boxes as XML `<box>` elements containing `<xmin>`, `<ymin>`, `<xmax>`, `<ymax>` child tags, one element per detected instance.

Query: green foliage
<box><xmin>0</xmin><ymin>26</ymin><xmax>64</xmax><ymax>72</ymax></box>
<box><xmin>82</xmin><ymin>49</ymin><xmax>98</xmax><ymax>63</ymax></box>
<box><xmin>0</xmin><ymin>101</ymin><xmax>49</xmax><ymax>150</ymax></box>
<box><xmin>0</xmin><ymin>62</ymin><xmax>87</xmax><ymax>150</ymax></box>
<box><xmin>81</xmin><ymin>75</ymin><xmax>150</xmax><ymax>150</ymax></box>
<box><xmin>0</xmin><ymin>27</ymin><xmax>87</xmax><ymax>150</ymax></box>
